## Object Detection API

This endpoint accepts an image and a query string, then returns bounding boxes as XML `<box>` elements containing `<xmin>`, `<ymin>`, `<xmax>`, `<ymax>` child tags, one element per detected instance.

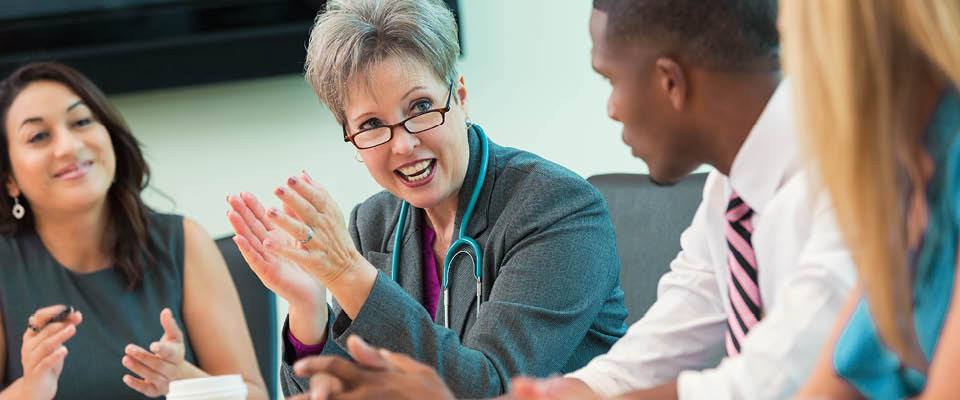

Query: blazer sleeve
<box><xmin>321</xmin><ymin>174</ymin><xmax>623</xmax><ymax>398</ymax></box>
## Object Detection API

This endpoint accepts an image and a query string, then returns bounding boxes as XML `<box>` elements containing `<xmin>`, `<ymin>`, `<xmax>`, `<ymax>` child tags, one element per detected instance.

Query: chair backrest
<box><xmin>215</xmin><ymin>236</ymin><xmax>278</xmax><ymax>400</ymax></box>
<box><xmin>588</xmin><ymin>173</ymin><xmax>707</xmax><ymax>325</ymax></box>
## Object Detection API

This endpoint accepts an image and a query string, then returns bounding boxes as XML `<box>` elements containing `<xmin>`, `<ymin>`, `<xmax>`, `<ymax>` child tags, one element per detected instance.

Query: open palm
<box><xmin>228</xmin><ymin>192</ymin><xmax>324</xmax><ymax>306</ymax></box>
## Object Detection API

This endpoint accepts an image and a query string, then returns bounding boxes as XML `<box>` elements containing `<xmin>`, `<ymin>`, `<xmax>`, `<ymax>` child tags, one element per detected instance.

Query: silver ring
<box><xmin>299</xmin><ymin>226</ymin><xmax>315</xmax><ymax>245</ymax></box>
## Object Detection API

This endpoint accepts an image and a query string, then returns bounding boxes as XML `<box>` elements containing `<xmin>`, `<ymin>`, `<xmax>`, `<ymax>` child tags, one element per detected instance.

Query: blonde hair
<box><xmin>304</xmin><ymin>0</ymin><xmax>461</xmax><ymax>126</ymax></box>
<box><xmin>781</xmin><ymin>0</ymin><xmax>960</xmax><ymax>368</ymax></box>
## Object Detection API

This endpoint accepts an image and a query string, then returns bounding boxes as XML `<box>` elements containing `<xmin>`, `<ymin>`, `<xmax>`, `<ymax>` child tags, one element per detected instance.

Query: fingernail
<box><xmin>288</xmin><ymin>176</ymin><xmax>298</xmax><ymax>186</ymax></box>
<box><xmin>267</xmin><ymin>208</ymin><xmax>278</xmax><ymax>217</ymax></box>
<box><xmin>275</xmin><ymin>187</ymin><xmax>285</xmax><ymax>196</ymax></box>
<box><xmin>301</xmin><ymin>170</ymin><xmax>312</xmax><ymax>183</ymax></box>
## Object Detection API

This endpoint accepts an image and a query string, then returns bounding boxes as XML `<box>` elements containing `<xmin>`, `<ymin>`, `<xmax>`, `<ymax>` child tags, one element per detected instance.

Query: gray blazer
<box><xmin>281</xmin><ymin>125</ymin><xmax>627</xmax><ymax>398</ymax></box>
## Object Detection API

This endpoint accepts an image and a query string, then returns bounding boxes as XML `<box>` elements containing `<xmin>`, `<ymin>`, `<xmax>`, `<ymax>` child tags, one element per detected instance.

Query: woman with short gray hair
<box><xmin>226</xmin><ymin>0</ymin><xmax>627</xmax><ymax>397</ymax></box>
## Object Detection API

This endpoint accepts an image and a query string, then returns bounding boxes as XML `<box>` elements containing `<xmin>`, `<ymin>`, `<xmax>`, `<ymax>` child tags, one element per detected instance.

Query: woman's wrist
<box><xmin>288</xmin><ymin>301</ymin><xmax>329</xmax><ymax>345</ymax></box>
<box><xmin>0</xmin><ymin>378</ymin><xmax>24</xmax><ymax>400</ymax></box>
<box><xmin>325</xmin><ymin>256</ymin><xmax>378</xmax><ymax>318</ymax></box>
<box><xmin>174</xmin><ymin>361</ymin><xmax>208</xmax><ymax>382</ymax></box>
<box><xmin>4</xmin><ymin>377</ymin><xmax>46</xmax><ymax>400</ymax></box>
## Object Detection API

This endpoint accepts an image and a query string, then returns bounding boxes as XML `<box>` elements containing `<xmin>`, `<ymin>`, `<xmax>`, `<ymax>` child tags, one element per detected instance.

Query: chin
<box><xmin>391</xmin><ymin>184</ymin><xmax>435</xmax><ymax>207</ymax></box>
<box><xmin>63</xmin><ymin>184</ymin><xmax>110</xmax><ymax>205</ymax></box>
<box><xmin>647</xmin><ymin>163</ymin><xmax>696</xmax><ymax>187</ymax></box>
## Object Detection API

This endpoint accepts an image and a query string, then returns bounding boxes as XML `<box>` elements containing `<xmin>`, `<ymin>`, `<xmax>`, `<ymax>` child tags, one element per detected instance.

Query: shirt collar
<box><xmin>727</xmin><ymin>80</ymin><xmax>800</xmax><ymax>212</ymax></box>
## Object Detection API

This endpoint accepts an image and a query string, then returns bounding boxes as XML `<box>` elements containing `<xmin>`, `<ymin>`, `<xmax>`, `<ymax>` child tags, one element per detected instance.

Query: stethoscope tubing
<box><xmin>391</xmin><ymin>126</ymin><xmax>490</xmax><ymax>328</ymax></box>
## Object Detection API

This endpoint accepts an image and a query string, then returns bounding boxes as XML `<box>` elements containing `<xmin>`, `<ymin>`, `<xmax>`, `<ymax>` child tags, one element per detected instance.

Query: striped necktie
<box><xmin>724</xmin><ymin>192</ymin><xmax>762</xmax><ymax>356</ymax></box>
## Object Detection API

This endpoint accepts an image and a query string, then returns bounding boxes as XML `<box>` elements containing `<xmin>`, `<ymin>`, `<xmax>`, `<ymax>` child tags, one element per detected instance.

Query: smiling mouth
<box><xmin>395</xmin><ymin>159</ymin><xmax>436</xmax><ymax>182</ymax></box>
<box><xmin>54</xmin><ymin>160</ymin><xmax>94</xmax><ymax>179</ymax></box>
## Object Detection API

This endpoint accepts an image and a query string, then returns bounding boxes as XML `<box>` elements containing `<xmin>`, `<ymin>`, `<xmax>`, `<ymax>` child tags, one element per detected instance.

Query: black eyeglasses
<box><xmin>343</xmin><ymin>81</ymin><xmax>454</xmax><ymax>150</ymax></box>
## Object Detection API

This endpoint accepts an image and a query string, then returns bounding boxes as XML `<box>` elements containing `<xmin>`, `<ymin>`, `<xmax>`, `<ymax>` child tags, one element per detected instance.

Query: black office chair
<box><xmin>588</xmin><ymin>173</ymin><xmax>707</xmax><ymax>325</ymax></box>
<box><xmin>216</xmin><ymin>236</ymin><xmax>278</xmax><ymax>399</ymax></box>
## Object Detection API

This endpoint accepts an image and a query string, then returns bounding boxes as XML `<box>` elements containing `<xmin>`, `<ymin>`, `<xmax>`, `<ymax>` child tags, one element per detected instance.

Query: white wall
<box><xmin>108</xmin><ymin>1</ymin><xmax>652</xmax><ymax>394</ymax></box>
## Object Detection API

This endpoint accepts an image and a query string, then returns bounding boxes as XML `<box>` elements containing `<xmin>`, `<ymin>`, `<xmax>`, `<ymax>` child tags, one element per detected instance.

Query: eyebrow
<box><xmin>350</xmin><ymin>85</ymin><xmax>429</xmax><ymax>125</ymax></box>
<box><xmin>18</xmin><ymin>100</ymin><xmax>85</xmax><ymax>129</ymax></box>
<box><xmin>66</xmin><ymin>100</ymin><xmax>83</xmax><ymax>112</ymax></box>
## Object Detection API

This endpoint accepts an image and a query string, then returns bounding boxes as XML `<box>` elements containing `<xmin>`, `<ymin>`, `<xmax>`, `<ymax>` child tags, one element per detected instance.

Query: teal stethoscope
<box><xmin>390</xmin><ymin>126</ymin><xmax>489</xmax><ymax>329</ymax></box>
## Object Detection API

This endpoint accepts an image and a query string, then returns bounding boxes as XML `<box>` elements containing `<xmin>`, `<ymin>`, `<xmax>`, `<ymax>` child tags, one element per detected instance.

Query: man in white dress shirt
<box><xmin>509</xmin><ymin>1</ymin><xmax>856</xmax><ymax>399</ymax></box>
<box><xmin>285</xmin><ymin>1</ymin><xmax>855</xmax><ymax>399</ymax></box>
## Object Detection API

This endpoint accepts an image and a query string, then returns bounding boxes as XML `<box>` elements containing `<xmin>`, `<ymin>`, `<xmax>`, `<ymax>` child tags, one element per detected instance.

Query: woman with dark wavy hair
<box><xmin>0</xmin><ymin>62</ymin><xmax>268</xmax><ymax>400</ymax></box>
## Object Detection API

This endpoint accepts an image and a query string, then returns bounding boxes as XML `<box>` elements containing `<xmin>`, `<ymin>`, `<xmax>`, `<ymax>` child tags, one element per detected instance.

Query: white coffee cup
<box><xmin>167</xmin><ymin>374</ymin><xmax>248</xmax><ymax>400</ymax></box>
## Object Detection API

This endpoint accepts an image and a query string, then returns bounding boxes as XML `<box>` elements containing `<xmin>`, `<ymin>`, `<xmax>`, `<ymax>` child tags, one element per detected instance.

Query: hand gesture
<box><xmin>228</xmin><ymin>190</ymin><xmax>326</xmax><ymax>309</ymax></box>
<box><xmin>121</xmin><ymin>308</ymin><xmax>186</xmax><ymax>397</ymax></box>
<box><xmin>260</xmin><ymin>171</ymin><xmax>364</xmax><ymax>287</ymax></box>
<box><xmin>18</xmin><ymin>305</ymin><xmax>82</xmax><ymax>400</ymax></box>
<box><xmin>289</xmin><ymin>336</ymin><xmax>455</xmax><ymax>400</ymax></box>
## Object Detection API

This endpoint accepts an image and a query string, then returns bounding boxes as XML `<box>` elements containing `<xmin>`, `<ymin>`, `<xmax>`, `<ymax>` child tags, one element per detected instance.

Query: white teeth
<box><xmin>398</xmin><ymin>160</ymin><xmax>431</xmax><ymax>176</ymax></box>
<box><xmin>397</xmin><ymin>160</ymin><xmax>433</xmax><ymax>182</ymax></box>
<box><xmin>406</xmin><ymin>165</ymin><xmax>432</xmax><ymax>181</ymax></box>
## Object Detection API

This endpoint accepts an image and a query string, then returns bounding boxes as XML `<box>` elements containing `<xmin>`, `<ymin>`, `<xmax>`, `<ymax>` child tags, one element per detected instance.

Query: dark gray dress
<box><xmin>0</xmin><ymin>212</ymin><xmax>196</xmax><ymax>399</ymax></box>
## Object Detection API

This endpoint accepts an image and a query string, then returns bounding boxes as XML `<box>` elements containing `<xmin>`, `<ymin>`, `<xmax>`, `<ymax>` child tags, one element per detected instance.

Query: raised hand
<box><xmin>261</xmin><ymin>171</ymin><xmax>366</xmax><ymax>286</ymax></box>
<box><xmin>227</xmin><ymin>190</ymin><xmax>326</xmax><ymax>309</ymax></box>
<box><xmin>121</xmin><ymin>308</ymin><xmax>186</xmax><ymax>397</ymax></box>
<box><xmin>17</xmin><ymin>305</ymin><xmax>82</xmax><ymax>400</ymax></box>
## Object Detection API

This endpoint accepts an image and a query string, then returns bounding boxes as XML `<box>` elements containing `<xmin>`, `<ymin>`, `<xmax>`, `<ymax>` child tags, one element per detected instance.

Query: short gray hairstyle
<box><xmin>305</xmin><ymin>0</ymin><xmax>461</xmax><ymax>126</ymax></box>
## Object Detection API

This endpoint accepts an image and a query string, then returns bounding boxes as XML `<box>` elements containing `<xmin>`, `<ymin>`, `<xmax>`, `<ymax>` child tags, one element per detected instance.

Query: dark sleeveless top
<box><xmin>0</xmin><ymin>212</ymin><xmax>196</xmax><ymax>399</ymax></box>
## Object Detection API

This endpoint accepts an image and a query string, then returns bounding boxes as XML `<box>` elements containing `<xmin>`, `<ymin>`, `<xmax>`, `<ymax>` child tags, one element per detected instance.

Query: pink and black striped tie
<box><xmin>724</xmin><ymin>192</ymin><xmax>761</xmax><ymax>356</ymax></box>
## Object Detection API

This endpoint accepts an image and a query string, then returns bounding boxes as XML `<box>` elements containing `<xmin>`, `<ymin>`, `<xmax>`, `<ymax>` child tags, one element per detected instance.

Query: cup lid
<box><xmin>169</xmin><ymin>374</ymin><xmax>246</xmax><ymax>395</ymax></box>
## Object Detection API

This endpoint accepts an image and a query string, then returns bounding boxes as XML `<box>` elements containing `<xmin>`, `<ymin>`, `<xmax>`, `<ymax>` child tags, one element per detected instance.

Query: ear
<box><xmin>654</xmin><ymin>57</ymin><xmax>688</xmax><ymax>111</ymax></box>
<box><xmin>5</xmin><ymin>175</ymin><xmax>19</xmax><ymax>199</ymax></box>
<box><xmin>455</xmin><ymin>75</ymin><xmax>468</xmax><ymax>114</ymax></box>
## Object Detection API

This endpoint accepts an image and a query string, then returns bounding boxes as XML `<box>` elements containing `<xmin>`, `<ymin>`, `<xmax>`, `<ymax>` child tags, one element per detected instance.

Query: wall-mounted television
<box><xmin>0</xmin><ymin>0</ymin><xmax>460</xmax><ymax>94</ymax></box>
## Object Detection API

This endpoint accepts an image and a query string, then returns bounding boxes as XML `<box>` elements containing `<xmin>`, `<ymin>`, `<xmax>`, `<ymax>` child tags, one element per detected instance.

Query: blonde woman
<box><xmin>781</xmin><ymin>0</ymin><xmax>960</xmax><ymax>398</ymax></box>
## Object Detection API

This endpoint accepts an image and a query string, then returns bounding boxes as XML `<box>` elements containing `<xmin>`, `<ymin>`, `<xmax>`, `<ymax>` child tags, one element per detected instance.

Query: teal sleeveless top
<box><xmin>834</xmin><ymin>88</ymin><xmax>960</xmax><ymax>398</ymax></box>
<box><xmin>0</xmin><ymin>212</ymin><xmax>196</xmax><ymax>399</ymax></box>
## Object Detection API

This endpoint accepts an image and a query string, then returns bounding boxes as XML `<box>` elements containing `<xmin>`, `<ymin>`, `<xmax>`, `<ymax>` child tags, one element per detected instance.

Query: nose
<box><xmin>607</xmin><ymin>95</ymin><xmax>620</xmax><ymax>122</ymax></box>
<box><xmin>52</xmin><ymin>127</ymin><xmax>85</xmax><ymax>158</ymax></box>
<box><xmin>390</xmin><ymin>127</ymin><xmax>420</xmax><ymax>155</ymax></box>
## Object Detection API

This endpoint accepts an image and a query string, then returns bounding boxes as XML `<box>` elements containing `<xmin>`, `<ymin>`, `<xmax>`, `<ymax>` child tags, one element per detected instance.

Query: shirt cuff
<box><xmin>286</xmin><ymin>328</ymin><xmax>326</xmax><ymax>361</ymax></box>
<box><xmin>282</xmin><ymin>309</ymin><xmax>337</xmax><ymax>366</ymax></box>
